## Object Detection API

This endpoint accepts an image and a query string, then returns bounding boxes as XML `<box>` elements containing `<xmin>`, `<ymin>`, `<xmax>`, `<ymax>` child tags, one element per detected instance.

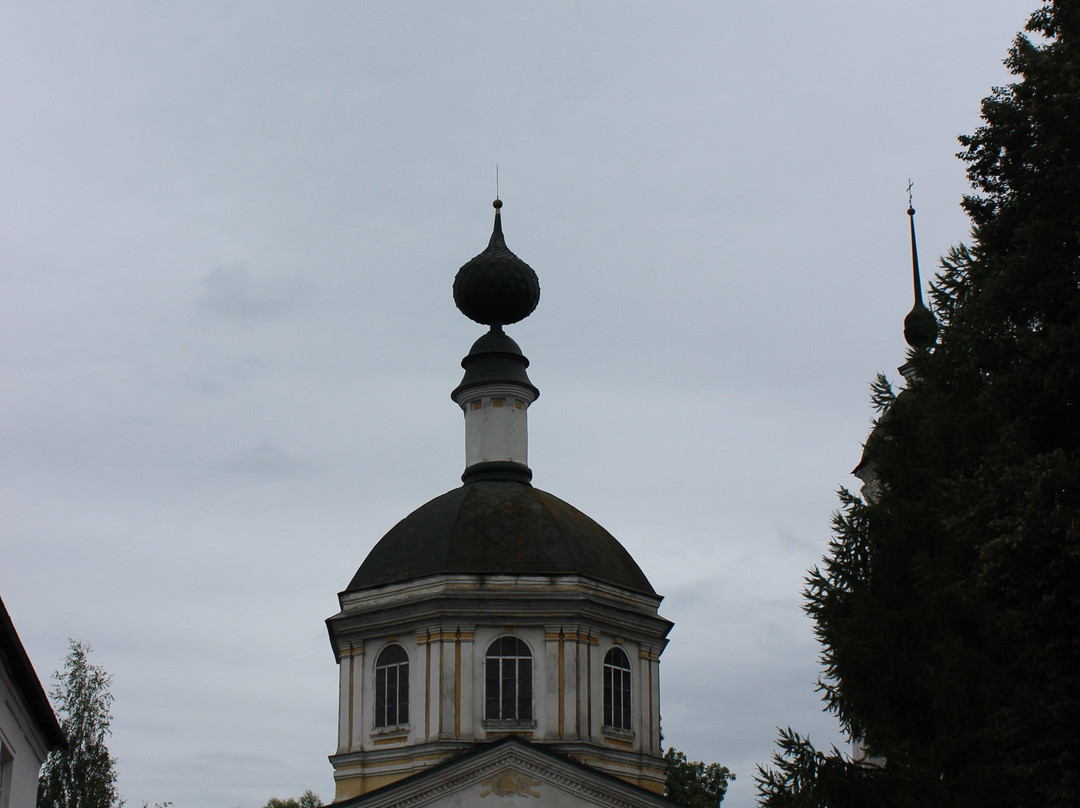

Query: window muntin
<box><xmin>485</xmin><ymin>636</ymin><xmax>533</xmax><ymax>722</ymax></box>
<box><xmin>603</xmin><ymin>647</ymin><xmax>632</xmax><ymax>731</ymax></box>
<box><xmin>374</xmin><ymin>644</ymin><xmax>409</xmax><ymax>728</ymax></box>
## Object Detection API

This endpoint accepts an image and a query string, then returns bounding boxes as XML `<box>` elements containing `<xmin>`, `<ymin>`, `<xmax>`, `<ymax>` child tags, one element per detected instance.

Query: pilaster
<box><xmin>640</xmin><ymin>643</ymin><xmax>662</xmax><ymax>754</ymax></box>
<box><xmin>417</xmin><ymin>629</ymin><xmax>439</xmax><ymax>742</ymax></box>
<box><xmin>575</xmin><ymin>628</ymin><xmax>597</xmax><ymax>741</ymax></box>
<box><xmin>344</xmin><ymin>643</ymin><xmax>365</xmax><ymax>751</ymax></box>
<box><xmin>456</xmin><ymin>625</ymin><xmax>475</xmax><ymax>738</ymax></box>
<box><xmin>588</xmin><ymin>632</ymin><xmax>603</xmax><ymax>740</ymax></box>
<box><xmin>436</xmin><ymin>626</ymin><xmax>457</xmax><ymax>739</ymax></box>
<box><xmin>543</xmin><ymin>625</ymin><xmax>560</xmax><ymax>739</ymax></box>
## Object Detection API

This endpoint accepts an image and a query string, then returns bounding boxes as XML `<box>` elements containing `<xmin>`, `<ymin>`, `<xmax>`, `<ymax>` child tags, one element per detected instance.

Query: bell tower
<box><xmin>326</xmin><ymin>201</ymin><xmax>672</xmax><ymax>800</ymax></box>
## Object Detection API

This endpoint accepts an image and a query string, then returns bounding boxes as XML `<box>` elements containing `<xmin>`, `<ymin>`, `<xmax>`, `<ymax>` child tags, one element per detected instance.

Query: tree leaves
<box><xmin>664</xmin><ymin>747</ymin><xmax>734</xmax><ymax>808</ymax></box>
<box><xmin>758</xmin><ymin>2</ymin><xmax>1080</xmax><ymax>805</ymax></box>
<box><xmin>38</xmin><ymin>640</ymin><xmax>122</xmax><ymax>808</ymax></box>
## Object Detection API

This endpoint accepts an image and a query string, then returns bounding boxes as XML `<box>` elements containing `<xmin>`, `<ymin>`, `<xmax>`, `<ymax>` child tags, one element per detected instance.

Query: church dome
<box><xmin>453</xmin><ymin>200</ymin><xmax>540</xmax><ymax>327</ymax></box>
<box><xmin>346</xmin><ymin>480</ymin><xmax>655</xmax><ymax>595</ymax></box>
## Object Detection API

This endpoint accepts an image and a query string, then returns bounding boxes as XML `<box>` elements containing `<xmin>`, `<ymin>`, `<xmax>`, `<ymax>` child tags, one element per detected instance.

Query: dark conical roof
<box><xmin>346</xmin><ymin>480</ymin><xmax>655</xmax><ymax>595</ymax></box>
<box><xmin>453</xmin><ymin>201</ymin><xmax>540</xmax><ymax>326</ymax></box>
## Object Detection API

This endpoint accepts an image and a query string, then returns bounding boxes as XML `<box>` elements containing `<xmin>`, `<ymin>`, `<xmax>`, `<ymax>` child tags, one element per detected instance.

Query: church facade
<box><xmin>326</xmin><ymin>202</ymin><xmax>677</xmax><ymax>807</ymax></box>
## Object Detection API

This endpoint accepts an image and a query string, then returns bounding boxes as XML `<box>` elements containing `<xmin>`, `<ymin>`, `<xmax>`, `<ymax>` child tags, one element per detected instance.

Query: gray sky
<box><xmin>1</xmin><ymin>3</ymin><xmax>1033</xmax><ymax>807</ymax></box>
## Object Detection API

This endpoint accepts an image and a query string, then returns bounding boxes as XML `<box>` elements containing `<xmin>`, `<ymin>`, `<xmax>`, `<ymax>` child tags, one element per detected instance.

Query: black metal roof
<box><xmin>451</xmin><ymin>327</ymin><xmax>538</xmax><ymax>402</ymax></box>
<box><xmin>452</xmin><ymin>201</ymin><xmax>540</xmax><ymax>327</ymax></box>
<box><xmin>346</xmin><ymin>480</ymin><xmax>655</xmax><ymax>595</ymax></box>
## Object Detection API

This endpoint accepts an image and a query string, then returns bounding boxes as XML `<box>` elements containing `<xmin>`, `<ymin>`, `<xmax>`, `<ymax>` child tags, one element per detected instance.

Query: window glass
<box><xmin>374</xmin><ymin>644</ymin><xmax>409</xmax><ymax>728</ymax></box>
<box><xmin>485</xmin><ymin>636</ymin><xmax>533</xmax><ymax>721</ymax></box>
<box><xmin>603</xmin><ymin>647</ymin><xmax>632</xmax><ymax>730</ymax></box>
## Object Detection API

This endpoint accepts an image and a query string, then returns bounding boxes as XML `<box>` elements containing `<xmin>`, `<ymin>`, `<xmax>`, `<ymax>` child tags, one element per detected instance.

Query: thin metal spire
<box><xmin>908</xmin><ymin>180</ymin><xmax>925</xmax><ymax>307</ymax></box>
<box><xmin>903</xmin><ymin>181</ymin><xmax>938</xmax><ymax>349</ymax></box>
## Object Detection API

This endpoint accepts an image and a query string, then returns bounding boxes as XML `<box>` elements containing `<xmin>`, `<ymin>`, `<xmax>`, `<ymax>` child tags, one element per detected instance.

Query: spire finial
<box><xmin>495</xmin><ymin>163</ymin><xmax>500</xmax><ymax>204</ymax></box>
<box><xmin>907</xmin><ymin>181</ymin><xmax>922</xmax><ymax>305</ymax></box>
<box><xmin>903</xmin><ymin>182</ymin><xmax>938</xmax><ymax>349</ymax></box>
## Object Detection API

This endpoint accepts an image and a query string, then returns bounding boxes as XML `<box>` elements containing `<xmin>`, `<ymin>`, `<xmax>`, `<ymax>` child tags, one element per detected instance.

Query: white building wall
<box><xmin>328</xmin><ymin>579</ymin><xmax>670</xmax><ymax>797</ymax></box>
<box><xmin>457</xmin><ymin>384</ymin><xmax>536</xmax><ymax>468</ymax></box>
<box><xmin>0</xmin><ymin>663</ymin><xmax>51</xmax><ymax>808</ymax></box>
<box><xmin>337</xmin><ymin>620</ymin><xmax>661</xmax><ymax>756</ymax></box>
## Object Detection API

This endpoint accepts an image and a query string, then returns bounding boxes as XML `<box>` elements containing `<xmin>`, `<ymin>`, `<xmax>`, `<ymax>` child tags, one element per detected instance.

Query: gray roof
<box><xmin>346</xmin><ymin>480</ymin><xmax>655</xmax><ymax>595</ymax></box>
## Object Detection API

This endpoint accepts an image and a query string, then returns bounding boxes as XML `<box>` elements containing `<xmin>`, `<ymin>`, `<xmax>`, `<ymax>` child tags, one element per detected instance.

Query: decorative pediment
<box><xmin>332</xmin><ymin>738</ymin><xmax>680</xmax><ymax>808</ymax></box>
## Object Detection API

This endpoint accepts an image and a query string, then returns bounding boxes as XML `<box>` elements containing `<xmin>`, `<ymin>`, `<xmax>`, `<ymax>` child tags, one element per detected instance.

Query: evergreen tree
<box><xmin>757</xmin><ymin>2</ymin><xmax>1080</xmax><ymax>806</ymax></box>
<box><xmin>38</xmin><ymin>641</ymin><xmax>122</xmax><ymax>808</ymax></box>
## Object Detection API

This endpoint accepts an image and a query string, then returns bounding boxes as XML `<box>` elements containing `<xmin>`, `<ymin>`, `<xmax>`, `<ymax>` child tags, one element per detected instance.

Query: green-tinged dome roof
<box><xmin>346</xmin><ymin>480</ymin><xmax>655</xmax><ymax>595</ymax></box>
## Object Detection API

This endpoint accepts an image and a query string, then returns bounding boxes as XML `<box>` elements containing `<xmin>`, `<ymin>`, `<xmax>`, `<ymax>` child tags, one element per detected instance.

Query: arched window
<box><xmin>374</xmin><ymin>644</ymin><xmax>409</xmax><ymax>728</ymax></box>
<box><xmin>603</xmin><ymin>647</ymin><xmax>632</xmax><ymax>731</ymax></box>
<box><xmin>485</xmin><ymin>636</ymin><xmax>533</xmax><ymax>722</ymax></box>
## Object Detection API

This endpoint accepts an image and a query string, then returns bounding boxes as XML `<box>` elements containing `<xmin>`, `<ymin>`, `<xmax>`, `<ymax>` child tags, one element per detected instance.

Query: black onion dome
<box><xmin>346</xmin><ymin>481</ymin><xmax>655</xmax><ymax>595</ymax></box>
<box><xmin>453</xmin><ymin>201</ymin><xmax>540</xmax><ymax>326</ymax></box>
<box><xmin>904</xmin><ymin>303</ymin><xmax>939</xmax><ymax>348</ymax></box>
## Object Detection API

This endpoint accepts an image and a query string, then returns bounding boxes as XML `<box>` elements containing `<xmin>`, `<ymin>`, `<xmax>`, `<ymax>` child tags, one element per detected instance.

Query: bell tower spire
<box><xmin>902</xmin><ymin>182</ymin><xmax>939</xmax><ymax>351</ymax></box>
<box><xmin>450</xmin><ymin>199</ymin><xmax>541</xmax><ymax>483</ymax></box>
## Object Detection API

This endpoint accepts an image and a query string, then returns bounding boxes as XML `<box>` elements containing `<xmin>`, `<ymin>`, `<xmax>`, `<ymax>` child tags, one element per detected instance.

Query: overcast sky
<box><xmin>1</xmin><ymin>3</ymin><xmax>1035</xmax><ymax>807</ymax></box>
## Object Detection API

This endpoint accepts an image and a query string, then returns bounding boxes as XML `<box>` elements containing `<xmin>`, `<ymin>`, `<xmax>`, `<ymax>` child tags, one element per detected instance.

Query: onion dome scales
<box><xmin>453</xmin><ymin>200</ymin><xmax>540</xmax><ymax>327</ymax></box>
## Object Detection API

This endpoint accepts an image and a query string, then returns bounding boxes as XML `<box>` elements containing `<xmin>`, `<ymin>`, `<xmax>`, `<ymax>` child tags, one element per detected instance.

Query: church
<box><xmin>323</xmin><ymin>201</ymin><xmax>683</xmax><ymax>808</ymax></box>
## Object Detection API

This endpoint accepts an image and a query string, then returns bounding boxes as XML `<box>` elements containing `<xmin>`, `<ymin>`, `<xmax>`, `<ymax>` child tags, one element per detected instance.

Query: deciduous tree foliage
<box><xmin>757</xmin><ymin>2</ymin><xmax>1080</xmax><ymax>806</ymax></box>
<box><xmin>38</xmin><ymin>641</ymin><xmax>122</xmax><ymax>808</ymax></box>
<box><xmin>261</xmin><ymin>791</ymin><xmax>321</xmax><ymax>808</ymax></box>
<box><xmin>664</xmin><ymin>747</ymin><xmax>734</xmax><ymax>808</ymax></box>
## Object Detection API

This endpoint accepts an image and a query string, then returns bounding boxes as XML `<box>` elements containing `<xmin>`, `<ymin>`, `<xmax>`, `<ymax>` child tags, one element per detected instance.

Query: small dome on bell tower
<box><xmin>453</xmin><ymin>199</ymin><xmax>540</xmax><ymax>327</ymax></box>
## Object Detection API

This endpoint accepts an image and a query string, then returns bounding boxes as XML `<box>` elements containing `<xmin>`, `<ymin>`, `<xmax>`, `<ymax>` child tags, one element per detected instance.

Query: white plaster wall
<box><xmin>329</xmin><ymin>578</ymin><xmax>670</xmax><ymax>795</ymax></box>
<box><xmin>348</xmin><ymin>643</ymin><xmax>366</xmax><ymax>750</ymax></box>
<box><xmin>456</xmin><ymin>384</ymin><xmax>536</xmax><ymax>468</ymax></box>
<box><xmin>337</xmin><ymin>622</ymin><xmax>662</xmax><ymax>760</ymax></box>
<box><xmin>351</xmin><ymin>636</ymin><xmax>425</xmax><ymax>750</ymax></box>
<box><xmin>0</xmin><ymin>666</ymin><xmax>50</xmax><ymax>808</ymax></box>
<box><xmin>458</xmin><ymin>629</ymin><xmax>475</xmax><ymax>739</ymax></box>
<box><xmin>423</xmin><ymin>634</ymin><xmax>438</xmax><ymax>741</ymax></box>
<box><xmin>338</xmin><ymin>623</ymin><xmax>659</xmax><ymax>753</ymax></box>
<box><xmin>337</xmin><ymin>649</ymin><xmax>352</xmax><ymax>753</ymax></box>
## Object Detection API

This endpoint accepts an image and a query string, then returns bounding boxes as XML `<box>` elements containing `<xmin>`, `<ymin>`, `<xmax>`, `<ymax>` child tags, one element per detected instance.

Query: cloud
<box><xmin>220</xmin><ymin>444</ymin><xmax>302</xmax><ymax>478</ymax></box>
<box><xmin>183</xmin><ymin>353</ymin><xmax>269</xmax><ymax>397</ymax></box>
<box><xmin>200</xmin><ymin>264</ymin><xmax>311</xmax><ymax>321</ymax></box>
